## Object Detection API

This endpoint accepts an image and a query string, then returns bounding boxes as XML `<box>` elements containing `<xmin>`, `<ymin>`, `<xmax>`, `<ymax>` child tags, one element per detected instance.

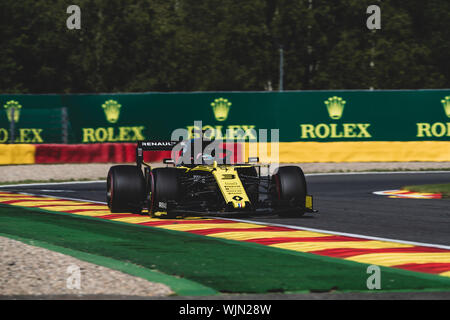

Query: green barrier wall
<box><xmin>1</xmin><ymin>90</ymin><xmax>449</xmax><ymax>143</ymax></box>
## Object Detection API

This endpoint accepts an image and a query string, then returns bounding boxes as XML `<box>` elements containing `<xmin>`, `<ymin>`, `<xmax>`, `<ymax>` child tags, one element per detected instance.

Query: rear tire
<box><xmin>272</xmin><ymin>166</ymin><xmax>307</xmax><ymax>217</ymax></box>
<box><xmin>107</xmin><ymin>165</ymin><xmax>145</xmax><ymax>214</ymax></box>
<box><xmin>150</xmin><ymin>168</ymin><xmax>180</xmax><ymax>218</ymax></box>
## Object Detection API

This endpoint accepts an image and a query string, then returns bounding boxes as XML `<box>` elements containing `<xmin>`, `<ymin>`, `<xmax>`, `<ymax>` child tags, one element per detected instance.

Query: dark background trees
<box><xmin>0</xmin><ymin>0</ymin><xmax>448</xmax><ymax>93</ymax></box>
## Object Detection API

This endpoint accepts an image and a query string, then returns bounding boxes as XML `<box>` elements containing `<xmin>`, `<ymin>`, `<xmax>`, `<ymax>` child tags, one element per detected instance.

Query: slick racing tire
<box><xmin>272</xmin><ymin>166</ymin><xmax>307</xmax><ymax>217</ymax></box>
<box><xmin>150</xmin><ymin>168</ymin><xmax>180</xmax><ymax>218</ymax></box>
<box><xmin>107</xmin><ymin>165</ymin><xmax>146</xmax><ymax>214</ymax></box>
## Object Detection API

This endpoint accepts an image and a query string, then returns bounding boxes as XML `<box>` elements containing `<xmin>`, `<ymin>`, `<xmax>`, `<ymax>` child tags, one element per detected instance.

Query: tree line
<box><xmin>0</xmin><ymin>0</ymin><xmax>449</xmax><ymax>93</ymax></box>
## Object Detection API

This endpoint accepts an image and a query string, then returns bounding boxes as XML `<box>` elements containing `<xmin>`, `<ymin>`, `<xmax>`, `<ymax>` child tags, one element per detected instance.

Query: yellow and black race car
<box><xmin>106</xmin><ymin>139</ymin><xmax>316</xmax><ymax>218</ymax></box>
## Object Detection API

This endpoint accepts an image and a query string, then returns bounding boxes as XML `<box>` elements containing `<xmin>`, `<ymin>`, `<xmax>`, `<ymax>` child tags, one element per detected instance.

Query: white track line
<box><xmin>0</xmin><ymin>180</ymin><xmax>104</xmax><ymax>188</ymax></box>
<box><xmin>10</xmin><ymin>191</ymin><xmax>107</xmax><ymax>205</ymax></box>
<box><xmin>305</xmin><ymin>170</ymin><xmax>450</xmax><ymax>176</ymax></box>
<box><xmin>215</xmin><ymin>217</ymin><xmax>450</xmax><ymax>250</ymax></box>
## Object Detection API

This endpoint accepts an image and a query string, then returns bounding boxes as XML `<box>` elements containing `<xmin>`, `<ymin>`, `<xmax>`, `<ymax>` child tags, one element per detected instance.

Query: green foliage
<box><xmin>0</xmin><ymin>0</ymin><xmax>448</xmax><ymax>93</ymax></box>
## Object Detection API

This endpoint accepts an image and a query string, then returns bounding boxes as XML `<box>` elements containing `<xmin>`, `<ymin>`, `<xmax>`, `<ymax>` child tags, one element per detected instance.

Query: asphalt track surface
<box><xmin>2</xmin><ymin>171</ymin><xmax>449</xmax><ymax>247</ymax></box>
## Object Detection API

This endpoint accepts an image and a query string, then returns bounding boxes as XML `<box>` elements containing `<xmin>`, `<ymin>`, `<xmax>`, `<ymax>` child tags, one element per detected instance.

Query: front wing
<box><xmin>153</xmin><ymin>195</ymin><xmax>317</xmax><ymax>218</ymax></box>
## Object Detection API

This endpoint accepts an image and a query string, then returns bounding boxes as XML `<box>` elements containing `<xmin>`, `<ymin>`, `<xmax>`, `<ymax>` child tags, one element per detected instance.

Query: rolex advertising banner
<box><xmin>55</xmin><ymin>90</ymin><xmax>450</xmax><ymax>142</ymax></box>
<box><xmin>63</xmin><ymin>93</ymin><xmax>279</xmax><ymax>143</ymax></box>
<box><xmin>277</xmin><ymin>90</ymin><xmax>450</xmax><ymax>142</ymax></box>
<box><xmin>1</xmin><ymin>90</ymin><xmax>449</xmax><ymax>162</ymax></box>
<box><xmin>0</xmin><ymin>95</ymin><xmax>64</xmax><ymax>143</ymax></box>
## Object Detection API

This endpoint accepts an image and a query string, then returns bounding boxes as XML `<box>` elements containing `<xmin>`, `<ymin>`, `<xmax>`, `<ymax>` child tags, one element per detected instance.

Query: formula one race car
<box><xmin>106</xmin><ymin>139</ymin><xmax>316</xmax><ymax>218</ymax></box>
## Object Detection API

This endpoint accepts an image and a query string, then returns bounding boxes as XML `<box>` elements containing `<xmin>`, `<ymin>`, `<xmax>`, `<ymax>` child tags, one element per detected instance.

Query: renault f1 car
<box><xmin>106</xmin><ymin>140</ymin><xmax>316</xmax><ymax>218</ymax></box>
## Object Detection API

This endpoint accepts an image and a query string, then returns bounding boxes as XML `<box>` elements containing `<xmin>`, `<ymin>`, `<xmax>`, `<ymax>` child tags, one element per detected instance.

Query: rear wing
<box><xmin>136</xmin><ymin>141</ymin><xmax>179</xmax><ymax>168</ymax></box>
<box><xmin>136</xmin><ymin>139</ymin><xmax>244</xmax><ymax>167</ymax></box>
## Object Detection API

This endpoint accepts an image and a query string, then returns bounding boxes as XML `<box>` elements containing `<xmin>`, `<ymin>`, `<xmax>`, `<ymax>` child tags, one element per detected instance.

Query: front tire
<box><xmin>272</xmin><ymin>166</ymin><xmax>307</xmax><ymax>217</ymax></box>
<box><xmin>149</xmin><ymin>168</ymin><xmax>180</xmax><ymax>218</ymax></box>
<box><xmin>107</xmin><ymin>165</ymin><xmax>146</xmax><ymax>214</ymax></box>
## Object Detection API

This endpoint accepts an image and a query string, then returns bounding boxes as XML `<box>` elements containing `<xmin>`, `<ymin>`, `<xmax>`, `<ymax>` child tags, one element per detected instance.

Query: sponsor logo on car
<box><xmin>142</xmin><ymin>141</ymin><xmax>177</xmax><ymax>147</ymax></box>
<box><xmin>158</xmin><ymin>201</ymin><xmax>167</xmax><ymax>209</ymax></box>
<box><xmin>222</xmin><ymin>174</ymin><xmax>236</xmax><ymax>180</ymax></box>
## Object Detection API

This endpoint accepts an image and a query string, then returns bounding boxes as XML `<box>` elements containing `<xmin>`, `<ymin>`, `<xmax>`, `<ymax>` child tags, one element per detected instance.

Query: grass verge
<box><xmin>1</xmin><ymin>204</ymin><xmax>449</xmax><ymax>294</ymax></box>
<box><xmin>0</xmin><ymin>232</ymin><xmax>215</xmax><ymax>296</ymax></box>
<box><xmin>307</xmin><ymin>168</ymin><xmax>450</xmax><ymax>174</ymax></box>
